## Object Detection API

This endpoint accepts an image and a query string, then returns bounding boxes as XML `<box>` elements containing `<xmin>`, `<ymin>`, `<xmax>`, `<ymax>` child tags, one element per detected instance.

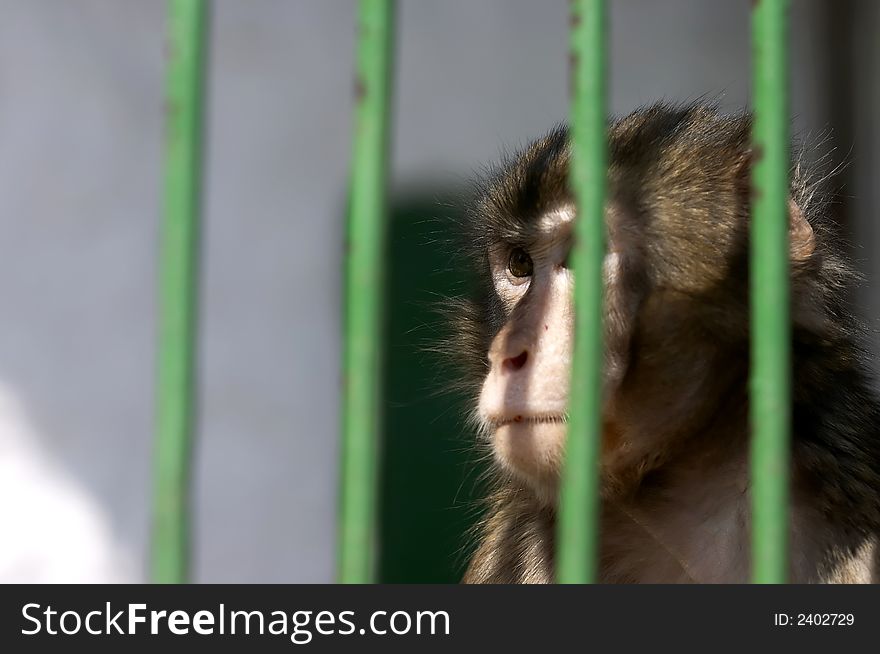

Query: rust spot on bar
<box><xmin>568</xmin><ymin>51</ymin><xmax>579</xmax><ymax>98</ymax></box>
<box><xmin>751</xmin><ymin>184</ymin><xmax>763</xmax><ymax>202</ymax></box>
<box><xmin>354</xmin><ymin>76</ymin><xmax>366</xmax><ymax>103</ymax></box>
<box><xmin>749</xmin><ymin>146</ymin><xmax>764</xmax><ymax>201</ymax></box>
<box><xmin>752</xmin><ymin>144</ymin><xmax>765</xmax><ymax>163</ymax></box>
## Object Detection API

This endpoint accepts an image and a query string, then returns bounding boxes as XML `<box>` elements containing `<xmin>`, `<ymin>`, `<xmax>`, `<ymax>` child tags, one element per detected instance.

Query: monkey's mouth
<box><xmin>488</xmin><ymin>413</ymin><xmax>568</xmax><ymax>428</ymax></box>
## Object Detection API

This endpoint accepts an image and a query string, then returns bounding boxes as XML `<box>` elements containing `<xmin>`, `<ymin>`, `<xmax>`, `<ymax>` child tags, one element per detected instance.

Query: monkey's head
<box><xmin>462</xmin><ymin>103</ymin><xmax>835</xmax><ymax>505</ymax></box>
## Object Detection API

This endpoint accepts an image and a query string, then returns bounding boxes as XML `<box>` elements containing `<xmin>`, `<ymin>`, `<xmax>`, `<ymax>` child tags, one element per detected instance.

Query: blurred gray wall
<box><xmin>0</xmin><ymin>0</ymin><xmax>874</xmax><ymax>582</ymax></box>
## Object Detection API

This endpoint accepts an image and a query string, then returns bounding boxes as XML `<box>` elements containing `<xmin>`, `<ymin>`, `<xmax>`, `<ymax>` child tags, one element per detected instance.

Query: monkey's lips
<box><xmin>486</xmin><ymin>412</ymin><xmax>568</xmax><ymax>428</ymax></box>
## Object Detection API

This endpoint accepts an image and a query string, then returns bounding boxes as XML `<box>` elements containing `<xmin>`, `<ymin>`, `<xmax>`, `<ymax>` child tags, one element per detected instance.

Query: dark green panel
<box><xmin>379</xmin><ymin>194</ymin><xmax>487</xmax><ymax>583</ymax></box>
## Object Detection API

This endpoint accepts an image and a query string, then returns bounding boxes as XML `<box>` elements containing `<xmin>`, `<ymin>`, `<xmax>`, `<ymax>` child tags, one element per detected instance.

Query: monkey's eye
<box><xmin>507</xmin><ymin>247</ymin><xmax>534</xmax><ymax>279</ymax></box>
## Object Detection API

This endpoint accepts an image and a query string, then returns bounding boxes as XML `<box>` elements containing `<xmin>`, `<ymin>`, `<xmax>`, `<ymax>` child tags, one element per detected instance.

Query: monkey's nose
<box><xmin>502</xmin><ymin>350</ymin><xmax>529</xmax><ymax>372</ymax></box>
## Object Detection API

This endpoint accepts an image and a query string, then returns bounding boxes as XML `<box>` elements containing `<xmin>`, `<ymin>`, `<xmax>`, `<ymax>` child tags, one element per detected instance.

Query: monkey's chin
<box><xmin>491</xmin><ymin>419</ymin><xmax>566</xmax><ymax>504</ymax></box>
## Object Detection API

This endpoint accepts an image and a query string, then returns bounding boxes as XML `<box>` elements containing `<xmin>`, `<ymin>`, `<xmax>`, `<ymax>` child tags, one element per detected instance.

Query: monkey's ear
<box><xmin>788</xmin><ymin>198</ymin><xmax>815</xmax><ymax>262</ymax></box>
<box><xmin>736</xmin><ymin>153</ymin><xmax>814</xmax><ymax>263</ymax></box>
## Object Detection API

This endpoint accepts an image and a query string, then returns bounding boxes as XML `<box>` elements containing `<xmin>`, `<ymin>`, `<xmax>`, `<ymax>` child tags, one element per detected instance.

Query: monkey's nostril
<box><xmin>503</xmin><ymin>350</ymin><xmax>529</xmax><ymax>372</ymax></box>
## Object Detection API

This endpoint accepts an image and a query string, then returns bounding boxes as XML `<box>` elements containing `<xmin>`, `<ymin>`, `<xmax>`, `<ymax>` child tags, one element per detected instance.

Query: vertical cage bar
<box><xmin>151</xmin><ymin>0</ymin><xmax>208</xmax><ymax>584</ymax></box>
<box><xmin>338</xmin><ymin>0</ymin><xmax>396</xmax><ymax>584</ymax></box>
<box><xmin>558</xmin><ymin>0</ymin><xmax>607</xmax><ymax>584</ymax></box>
<box><xmin>750</xmin><ymin>0</ymin><xmax>791</xmax><ymax>583</ymax></box>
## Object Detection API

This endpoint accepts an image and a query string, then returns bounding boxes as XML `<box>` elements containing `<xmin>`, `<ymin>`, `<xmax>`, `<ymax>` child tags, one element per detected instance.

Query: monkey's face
<box><xmin>470</xmin><ymin>105</ymin><xmax>820</xmax><ymax>504</ymax></box>
<box><xmin>477</xmin><ymin>206</ymin><xmax>580</xmax><ymax>497</ymax></box>
<box><xmin>474</xmin><ymin>195</ymin><xmax>739</xmax><ymax>501</ymax></box>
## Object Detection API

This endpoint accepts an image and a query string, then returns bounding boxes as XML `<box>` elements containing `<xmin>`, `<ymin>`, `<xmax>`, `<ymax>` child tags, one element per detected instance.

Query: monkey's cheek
<box><xmin>492</xmin><ymin>422</ymin><xmax>565</xmax><ymax>495</ymax></box>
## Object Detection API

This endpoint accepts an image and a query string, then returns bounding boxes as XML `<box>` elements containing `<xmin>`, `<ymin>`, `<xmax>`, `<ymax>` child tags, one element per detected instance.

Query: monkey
<box><xmin>446</xmin><ymin>102</ymin><xmax>880</xmax><ymax>583</ymax></box>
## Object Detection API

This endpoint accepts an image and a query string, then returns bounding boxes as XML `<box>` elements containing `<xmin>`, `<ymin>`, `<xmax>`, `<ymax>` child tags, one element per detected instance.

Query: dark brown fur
<box><xmin>452</xmin><ymin>102</ymin><xmax>880</xmax><ymax>583</ymax></box>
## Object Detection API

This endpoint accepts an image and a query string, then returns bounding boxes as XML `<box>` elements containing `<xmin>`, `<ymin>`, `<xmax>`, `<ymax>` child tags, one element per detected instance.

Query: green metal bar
<box><xmin>151</xmin><ymin>0</ymin><xmax>208</xmax><ymax>584</ymax></box>
<box><xmin>558</xmin><ymin>0</ymin><xmax>607</xmax><ymax>584</ymax></box>
<box><xmin>338</xmin><ymin>0</ymin><xmax>396</xmax><ymax>584</ymax></box>
<box><xmin>750</xmin><ymin>0</ymin><xmax>791</xmax><ymax>584</ymax></box>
